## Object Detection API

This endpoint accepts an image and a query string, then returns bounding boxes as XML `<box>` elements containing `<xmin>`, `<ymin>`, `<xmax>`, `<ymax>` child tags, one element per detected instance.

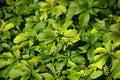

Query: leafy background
<box><xmin>0</xmin><ymin>0</ymin><xmax>120</xmax><ymax>80</ymax></box>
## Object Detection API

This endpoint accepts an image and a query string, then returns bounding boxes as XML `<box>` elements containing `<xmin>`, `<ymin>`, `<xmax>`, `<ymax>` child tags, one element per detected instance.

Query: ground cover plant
<box><xmin>0</xmin><ymin>0</ymin><xmax>120</xmax><ymax>80</ymax></box>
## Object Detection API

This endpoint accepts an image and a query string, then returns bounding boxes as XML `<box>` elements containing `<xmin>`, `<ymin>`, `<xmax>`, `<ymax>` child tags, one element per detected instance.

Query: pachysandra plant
<box><xmin>0</xmin><ymin>0</ymin><xmax>120</xmax><ymax>80</ymax></box>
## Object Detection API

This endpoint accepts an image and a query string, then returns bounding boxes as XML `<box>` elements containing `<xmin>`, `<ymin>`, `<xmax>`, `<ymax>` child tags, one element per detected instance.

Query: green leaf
<box><xmin>34</xmin><ymin>21</ymin><xmax>46</xmax><ymax>33</ymax></box>
<box><xmin>94</xmin><ymin>53</ymin><xmax>105</xmax><ymax>61</ymax></box>
<box><xmin>63</xmin><ymin>29</ymin><xmax>80</xmax><ymax>43</ymax></box>
<box><xmin>67</xmin><ymin>59</ymin><xmax>77</xmax><ymax>68</ymax></box>
<box><xmin>114</xmin><ymin>50</ymin><xmax>120</xmax><ymax>59</ymax></box>
<box><xmin>41</xmin><ymin>73</ymin><xmax>54</xmax><ymax>80</ymax></box>
<box><xmin>47</xmin><ymin>42</ymin><xmax>56</xmax><ymax>55</ymax></box>
<box><xmin>8</xmin><ymin>16</ymin><xmax>22</xmax><ymax>26</ymax></box>
<box><xmin>90</xmin><ymin>28</ymin><xmax>98</xmax><ymax>35</ymax></box>
<box><xmin>33</xmin><ymin>71</ymin><xmax>42</xmax><ymax>80</ymax></box>
<box><xmin>95</xmin><ymin>55</ymin><xmax>108</xmax><ymax>69</ymax></box>
<box><xmin>0</xmin><ymin>52</ymin><xmax>13</xmax><ymax>58</ymax></box>
<box><xmin>0</xmin><ymin>20</ymin><xmax>6</xmax><ymax>29</ymax></box>
<box><xmin>28</xmin><ymin>57</ymin><xmax>38</xmax><ymax>66</ymax></box>
<box><xmin>1</xmin><ymin>31</ymin><xmax>11</xmax><ymax>40</ymax></box>
<box><xmin>56</xmin><ymin>5</ymin><xmax>67</xmax><ymax>14</ymax></box>
<box><xmin>44</xmin><ymin>30</ymin><xmax>56</xmax><ymax>44</ymax></box>
<box><xmin>71</xmin><ymin>56</ymin><xmax>86</xmax><ymax>64</ymax></box>
<box><xmin>79</xmin><ymin>11</ymin><xmax>90</xmax><ymax>27</ymax></box>
<box><xmin>25</xmin><ymin>16</ymin><xmax>34</xmax><ymax>23</ymax></box>
<box><xmin>48</xmin><ymin>19</ymin><xmax>59</xmax><ymax>30</ymax></box>
<box><xmin>111</xmin><ymin>59</ymin><xmax>120</xmax><ymax>73</ymax></box>
<box><xmin>110</xmin><ymin>23</ymin><xmax>120</xmax><ymax>35</ymax></box>
<box><xmin>59</xmin><ymin>20</ymin><xmax>73</xmax><ymax>34</ymax></box>
<box><xmin>118</xmin><ymin>0</ymin><xmax>120</xmax><ymax>8</ymax></box>
<box><xmin>1</xmin><ymin>43</ymin><xmax>10</xmax><ymax>49</ymax></box>
<box><xmin>67</xmin><ymin>70</ymin><xmax>80</xmax><ymax>80</ymax></box>
<box><xmin>69</xmin><ymin>34</ymin><xmax>80</xmax><ymax>43</ymax></box>
<box><xmin>19</xmin><ymin>41</ymin><xmax>29</xmax><ymax>48</ymax></box>
<box><xmin>114</xmin><ymin>71</ymin><xmax>120</xmax><ymax>79</ymax></box>
<box><xmin>105</xmin><ymin>41</ymin><xmax>112</xmax><ymax>54</ymax></box>
<box><xmin>89</xmin><ymin>55</ymin><xmax>108</xmax><ymax>69</ymax></box>
<box><xmin>112</xmin><ymin>42</ymin><xmax>120</xmax><ymax>51</ymax></box>
<box><xmin>94</xmin><ymin>47</ymin><xmax>107</xmax><ymax>54</ymax></box>
<box><xmin>40</xmin><ymin>12</ymin><xmax>48</xmax><ymax>21</ymax></box>
<box><xmin>21</xmin><ymin>75</ymin><xmax>30</xmax><ymax>80</ymax></box>
<box><xmin>56</xmin><ymin>61</ymin><xmax>66</xmax><ymax>73</ymax></box>
<box><xmin>94</xmin><ymin>19</ymin><xmax>106</xmax><ymax>31</ymax></box>
<box><xmin>46</xmin><ymin>63</ymin><xmax>56</xmax><ymax>75</ymax></box>
<box><xmin>90</xmin><ymin>70</ymin><xmax>103</xmax><ymax>79</ymax></box>
<box><xmin>40</xmin><ymin>2</ymin><xmax>50</xmax><ymax>12</ymax></box>
<box><xmin>65</xmin><ymin>1</ymin><xmax>82</xmax><ymax>21</ymax></box>
<box><xmin>63</xmin><ymin>29</ymin><xmax>78</xmax><ymax>38</ymax></box>
<box><xmin>3</xmin><ymin>23</ymin><xmax>14</xmax><ymax>31</ymax></box>
<box><xmin>9</xmin><ymin>69</ymin><xmax>26</xmax><ymax>78</ymax></box>
<box><xmin>103</xmin><ymin>32</ymin><xmax>113</xmax><ymax>42</ymax></box>
<box><xmin>13</xmin><ymin>33</ymin><xmax>30</xmax><ymax>43</ymax></box>
<box><xmin>0</xmin><ymin>60</ymin><xmax>9</xmax><ymax>68</ymax></box>
<box><xmin>0</xmin><ymin>58</ymin><xmax>14</xmax><ymax>69</ymax></box>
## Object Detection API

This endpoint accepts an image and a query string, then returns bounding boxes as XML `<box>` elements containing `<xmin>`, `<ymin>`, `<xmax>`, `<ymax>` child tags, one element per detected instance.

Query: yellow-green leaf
<box><xmin>90</xmin><ymin>70</ymin><xmax>103</xmax><ymax>79</ymax></box>
<box><xmin>90</xmin><ymin>28</ymin><xmax>98</xmax><ymax>35</ymax></box>
<box><xmin>94</xmin><ymin>47</ymin><xmax>107</xmax><ymax>54</ymax></box>
<box><xmin>13</xmin><ymin>33</ymin><xmax>29</xmax><ymax>43</ymax></box>
<box><xmin>114</xmin><ymin>71</ymin><xmax>120</xmax><ymax>79</ymax></box>
<box><xmin>13</xmin><ymin>49</ymin><xmax>20</xmax><ymax>58</ymax></box>
<box><xmin>41</xmin><ymin>73</ymin><xmax>54</xmax><ymax>80</ymax></box>
<box><xmin>94</xmin><ymin>53</ymin><xmax>105</xmax><ymax>61</ymax></box>
<box><xmin>3</xmin><ymin>23</ymin><xmax>14</xmax><ymax>31</ymax></box>
<box><xmin>47</xmin><ymin>42</ymin><xmax>56</xmax><ymax>55</ymax></box>
<box><xmin>64</xmin><ymin>29</ymin><xmax>77</xmax><ymax>38</ymax></box>
<box><xmin>0</xmin><ymin>20</ymin><xmax>6</xmax><ymax>29</ymax></box>
<box><xmin>95</xmin><ymin>55</ymin><xmax>108</xmax><ymax>69</ymax></box>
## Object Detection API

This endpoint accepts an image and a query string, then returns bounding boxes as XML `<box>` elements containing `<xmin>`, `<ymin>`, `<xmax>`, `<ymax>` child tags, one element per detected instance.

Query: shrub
<box><xmin>0</xmin><ymin>0</ymin><xmax>120</xmax><ymax>80</ymax></box>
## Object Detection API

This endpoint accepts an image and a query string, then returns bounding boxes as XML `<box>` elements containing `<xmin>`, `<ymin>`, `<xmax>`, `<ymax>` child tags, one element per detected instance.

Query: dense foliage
<box><xmin>0</xmin><ymin>0</ymin><xmax>120</xmax><ymax>80</ymax></box>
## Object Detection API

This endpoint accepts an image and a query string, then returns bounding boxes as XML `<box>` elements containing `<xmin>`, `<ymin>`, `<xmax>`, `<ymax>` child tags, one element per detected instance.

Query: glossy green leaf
<box><xmin>65</xmin><ymin>3</ymin><xmax>78</xmax><ymax>21</ymax></box>
<box><xmin>28</xmin><ymin>57</ymin><xmax>38</xmax><ymax>66</ymax></box>
<box><xmin>90</xmin><ymin>70</ymin><xmax>103</xmax><ymax>79</ymax></box>
<box><xmin>3</xmin><ymin>23</ymin><xmax>14</xmax><ymax>31</ymax></box>
<box><xmin>0</xmin><ymin>20</ymin><xmax>6</xmax><ymax>29</ymax></box>
<box><xmin>114</xmin><ymin>50</ymin><xmax>120</xmax><ymax>59</ymax></box>
<box><xmin>41</xmin><ymin>73</ymin><xmax>54</xmax><ymax>80</ymax></box>
<box><xmin>89</xmin><ymin>55</ymin><xmax>108</xmax><ymax>69</ymax></box>
<box><xmin>94</xmin><ymin>47</ymin><xmax>107</xmax><ymax>54</ymax></box>
<box><xmin>67</xmin><ymin>59</ymin><xmax>77</xmax><ymax>68</ymax></box>
<box><xmin>110</xmin><ymin>23</ymin><xmax>120</xmax><ymax>35</ymax></box>
<box><xmin>13</xmin><ymin>33</ymin><xmax>30</xmax><ymax>43</ymax></box>
<box><xmin>63</xmin><ymin>29</ymin><xmax>77</xmax><ymax>38</ymax></box>
<box><xmin>59</xmin><ymin>20</ymin><xmax>73</xmax><ymax>34</ymax></box>
<box><xmin>9</xmin><ymin>69</ymin><xmax>26</xmax><ymax>78</ymax></box>
<box><xmin>0</xmin><ymin>52</ymin><xmax>13</xmax><ymax>58</ymax></box>
<box><xmin>79</xmin><ymin>11</ymin><xmax>90</xmax><ymax>27</ymax></box>
<box><xmin>67</xmin><ymin>70</ymin><xmax>80</xmax><ymax>80</ymax></box>
<box><xmin>93</xmin><ymin>19</ymin><xmax>106</xmax><ymax>31</ymax></box>
<box><xmin>111</xmin><ymin>59</ymin><xmax>120</xmax><ymax>72</ymax></box>
<box><xmin>114</xmin><ymin>71</ymin><xmax>120</xmax><ymax>79</ymax></box>
<box><xmin>103</xmin><ymin>32</ymin><xmax>113</xmax><ymax>42</ymax></box>
<box><xmin>21</xmin><ymin>75</ymin><xmax>30</xmax><ymax>80</ymax></box>
<box><xmin>112</xmin><ymin>42</ymin><xmax>120</xmax><ymax>51</ymax></box>
<box><xmin>47</xmin><ymin>42</ymin><xmax>56</xmax><ymax>55</ymax></box>
<box><xmin>33</xmin><ymin>71</ymin><xmax>42</xmax><ymax>80</ymax></box>
<box><xmin>56</xmin><ymin>5</ymin><xmax>67</xmax><ymax>14</ymax></box>
<box><xmin>94</xmin><ymin>53</ymin><xmax>105</xmax><ymax>61</ymax></box>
